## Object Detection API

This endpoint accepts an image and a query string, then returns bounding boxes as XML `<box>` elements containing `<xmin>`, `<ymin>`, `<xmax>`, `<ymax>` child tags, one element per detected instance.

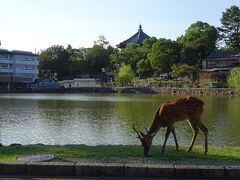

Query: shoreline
<box><xmin>0</xmin><ymin>87</ymin><xmax>240</xmax><ymax>96</ymax></box>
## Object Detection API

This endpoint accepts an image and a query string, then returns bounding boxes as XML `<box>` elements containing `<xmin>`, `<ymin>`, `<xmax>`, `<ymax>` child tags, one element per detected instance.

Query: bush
<box><xmin>198</xmin><ymin>81</ymin><xmax>228</xmax><ymax>88</ymax></box>
<box><xmin>171</xmin><ymin>64</ymin><xmax>194</xmax><ymax>78</ymax></box>
<box><xmin>116</xmin><ymin>64</ymin><xmax>137</xmax><ymax>86</ymax></box>
<box><xmin>227</xmin><ymin>67</ymin><xmax>240</xmax><ymax>88</ymax></box>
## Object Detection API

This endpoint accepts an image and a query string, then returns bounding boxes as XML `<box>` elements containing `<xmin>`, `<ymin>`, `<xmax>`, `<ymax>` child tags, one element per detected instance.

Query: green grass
<box><xmin>0</xmin><ymin>144</ymin><xmax>240</xmax><ymax>163</ymax></box>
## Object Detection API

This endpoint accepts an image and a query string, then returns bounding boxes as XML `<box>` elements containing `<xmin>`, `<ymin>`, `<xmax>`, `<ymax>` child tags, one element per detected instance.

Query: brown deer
<box><xmin>133</xmin><ymin>96</ymin><xmax>208</xmax><ymax>156</ymax></box>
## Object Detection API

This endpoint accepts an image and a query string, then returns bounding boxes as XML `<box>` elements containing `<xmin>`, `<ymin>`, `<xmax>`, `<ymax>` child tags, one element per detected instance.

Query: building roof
<box><xmin>117</xmin><ymin>25</ymin><xmax>150</xmax><ymax>48</ymax></box>
<box><xmin>0</xmin><ymin>49</ymin><xmax>10</xmax><ymax>54</ymax></box>
<box><xmin>206</xmin><ymin>51</ymin><xmax>240</xmax><ymax>59</ymax></box>
<box><xmin>0</xmin><ymin>49</ymin><xmax>37</xmax><ymax>56</ymax></box>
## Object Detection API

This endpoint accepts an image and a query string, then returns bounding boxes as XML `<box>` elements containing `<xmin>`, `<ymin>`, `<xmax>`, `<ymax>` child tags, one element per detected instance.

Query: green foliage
<box><xmin>171</xmin><ymin>64</ymin><xmax>195</xmax><ymax>78</ymax></box>
<box><xmin>66</xmin><ymin>45</ymin><xmax>84</xmax><ymax>78</ymax></box>
<box><xmin>94</xmin><ymin>35</ymin><xmax>109</xmax><ymax>48</ymax></box>
<box><xmin>38</xmin><ymin>36</ymin><xmax>115</xmax><ymax>80</ymax></box>
<box><xmin>227</xmin><ymin>67</ymin><xmax>240</xmax><ymax>88</ymax></box>
<box><xmin>116</xmin><ymin>43</ymin><xmax>144</xmax><ymax>73</ymax></box>
<box><xmin>116</xmin><ymin>64</ymin><xmax>136</xmax><ymax>86</ymax></box>
<box><xmin>84</xmin><ymin>44</ymin><xmax>110</xmax><ymax>75</ymax></box>
<box><xmin>136</xmin><ymin>58</ymin><xmax>152</xmax><ymax>78</ymax></box>
<box><xmin>198</xmin><ymin>81</ymin><xmax>228</xmax><ymax>88</ymax></box>
<box><xmin>142</xmin><ymin>37</ymin><xmax>158</xmax><ymax>52</ymax></box>
<box><xmin>219</xmin><ymin>6</ymin><xmax>240</xmax><ymax>51</ymax></box>
<box><xmin>111</xmin><ymin>37</ymin><xmax>157</xmax><ymax>77</ymax></box>
<box><xmin>148</xmin><ymin>38</ymin><xmax>181</xmax><ymax>73</ymax></box>
<box><xmin>39</xmin><ymin>45</ymin><xmax>69</xmax><ymax>80</ymax></box>
<box><xmin>178</xmin><ymin>21</ymin><xmax>218</xmax><ymax>65</ymax></box>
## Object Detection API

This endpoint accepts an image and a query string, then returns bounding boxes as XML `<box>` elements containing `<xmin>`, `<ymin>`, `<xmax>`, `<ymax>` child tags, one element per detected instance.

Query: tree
<box><xmin>94</xmin><ymin>35</ymin><xmax>109</xmax><ymax>48</ymax></box>
<box><xmin>84</xmin><ymin>44</ymin><xmax>110</xmax><ymax>76</ymax></box>
<box><xmin>136</xmin><ymin>37</ymin><xmax>158</xmax><ymax>77</ymax></box>
<box><xmin>136</xmin><ymin>58</ymin><xmax>152</xmax><ymax>78</ymax></box>
<box><xmin>148</xmin><ymin>38</ymin><xmax>181</xmax><ymax>74</ymax></box>
<box><xmin>227</xmin><ymin>67</ymin><xmax>240</xmax><ymax>88</ymax></box>
<box><xmin>219</xmin><ymin>6</ymin><xmax>240</xmax><ymax>51</ymax></box>
<box><xmin>116</xmin><ymin>64</ymin><xmax>136</xmax><ymax>86</ymax></box>
<box><xmin>39</xmin><ymin>45</ymin><xmax>69</xmax><ymax>80</ymax></box>
<box><xmin>66</xmin><ymin>45</ymin><xmax>83</xmax><ymax>78</ymax></box>
<box><xmin>116</xmin><ymin>43</ymin><xmax>144</xmax><ymax>73</ymax></box>
<box><xmin>178</xmin><ymin>21</ymin><xmax>218</xmax><ymax>65</ymax></box>
<box><xmin>142</xmin><ymin>37</ymin><xmax>158</xmax><ymax>52</ymax></box>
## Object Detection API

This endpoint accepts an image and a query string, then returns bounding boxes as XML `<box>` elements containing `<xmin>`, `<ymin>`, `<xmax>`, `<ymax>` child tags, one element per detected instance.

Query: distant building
<box><xmin>0</xmin><ymin>49</ymin><xmax>39</xmax><ymax>90</ymax></box>
<box><xmin>200</xmin><ymin>51</ymin><xmax>240</xmax><ymax>80</ymax></box>
<box><xmin>202</xmin><ymin>51</ymin><xmax>240</xmax><ymax>71</ymax></box>
<box><xmin>59</xmin><ymin>78</ymin><xmax>100</xmax><ymax>88</ymax></box>
<box><xmin>117</xmin><ymin>25</ymin><xmax>150</xmax><ymax>48</ymax></box>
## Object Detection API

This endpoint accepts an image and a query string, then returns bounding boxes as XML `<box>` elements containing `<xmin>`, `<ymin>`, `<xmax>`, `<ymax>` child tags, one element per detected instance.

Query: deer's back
<box><xmin>159</xmin><ymin>96</ymin><xmax>204</xmax><ymax>125</ymax></box>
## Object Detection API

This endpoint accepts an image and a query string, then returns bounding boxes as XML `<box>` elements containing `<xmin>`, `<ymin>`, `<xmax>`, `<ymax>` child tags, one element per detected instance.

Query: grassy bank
<box><xmin>0</xmin><ymin>145</ymin><xmax>240</xmax><ymax>163</ymax></box>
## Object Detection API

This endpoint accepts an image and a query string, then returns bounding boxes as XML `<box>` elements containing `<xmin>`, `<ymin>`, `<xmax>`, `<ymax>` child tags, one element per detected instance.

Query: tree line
<box><xmin>39</xmin><ymin>6</ymin><xmax>240</xmax><ymax>84</ymax></box>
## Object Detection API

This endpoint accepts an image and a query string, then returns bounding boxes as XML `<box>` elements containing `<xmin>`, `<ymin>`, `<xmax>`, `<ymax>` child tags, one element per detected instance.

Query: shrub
<box><xmin>116</xmin><ymin>64</ymin><xmax>137</xmax><ymax>86</ymax></box>
<box><xmin>227</xmin><ymin>67</ymin><xmax>240</xmax><ymax>88</ymax></box>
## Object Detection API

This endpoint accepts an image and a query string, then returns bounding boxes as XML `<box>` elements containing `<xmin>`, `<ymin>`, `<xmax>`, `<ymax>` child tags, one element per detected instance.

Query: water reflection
<box><xmin>0</xmin><ymin>93</ymin><xmax>239</xmax><ymax>146</ymax></box>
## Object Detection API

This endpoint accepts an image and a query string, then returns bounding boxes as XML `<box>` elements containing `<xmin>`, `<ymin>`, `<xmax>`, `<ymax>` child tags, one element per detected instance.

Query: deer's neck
<box><xmin>148</xmin><ymin>120</ymin><xmax>161</xmax><ymax>138</ymax></box>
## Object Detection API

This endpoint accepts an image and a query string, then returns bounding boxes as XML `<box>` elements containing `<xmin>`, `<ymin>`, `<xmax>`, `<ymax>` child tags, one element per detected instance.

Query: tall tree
<box><xmin>66</xmin><ymin>45</ymin><xmax>83</xmax><ymax>78</ymax></box>
<box><xmin>94</xmin><ymin>35</ymin><xmax>109</xmax><ymax>48</ymax></box>
<box><xmin>148</xmin><ymin>38</ymin><xmax>181</xmax><ymax>74</ymax></box>
<box><xmin>84</xmin><ymin>44</ymin><xmax>110</xmax><ymax>76</ymax></box>
<box><xmin>219</xmin><ymin>6</ymin><xmax>240</xmax><ymax>51</ymax></box>
<box><xmin>136</xmin><ymin>37</ymin><xmax>157</xmax><ymax>77</ymax></box>
<box><xmin>178</xmin><ymin>21</ymin><xmax>218</xmax><ymax>65</ymax></box>
<box><xmin>39</xmin><ymin>45</ymin><xmax>69</xmax><ymax>80</ymax></box>
<box><xmin>116</xmin><ymin>43</ymin><xmax>144</xmax><ymax>73</ymax></box>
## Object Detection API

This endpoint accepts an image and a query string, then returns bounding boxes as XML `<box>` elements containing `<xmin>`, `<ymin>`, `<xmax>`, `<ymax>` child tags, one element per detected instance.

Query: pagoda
<box><xmin>117</xmin><ymin>25</ymin><xmax>150</xmax><ymax>48</ymax></box>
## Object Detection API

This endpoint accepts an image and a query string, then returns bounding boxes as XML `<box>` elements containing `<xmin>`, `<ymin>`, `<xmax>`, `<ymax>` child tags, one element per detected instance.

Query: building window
<box><xmin>207</xmin><ymin>61</ymin><xmax>216</xmax><ymax>68</ymax></box>
<box><xmin>1</xmin><ymin>64</ymin><xmax>8</xmax><ymax>68</ymax></box>
<box><xmin>207</xmin><ymin>59</ymin><xmax>238</xmax><ymax>68</ymax></box>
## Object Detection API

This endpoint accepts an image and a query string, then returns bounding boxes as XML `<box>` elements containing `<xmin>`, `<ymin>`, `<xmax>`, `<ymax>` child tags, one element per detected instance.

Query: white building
<box><xmin>59</xmin><ymin>78</ymin><xmax>100</xmax><ymax>88</ymax></box>
<box><xmin>0</xmin><ymin>49</ymin><xmax>39</xmax><ymax>90</ymax></box>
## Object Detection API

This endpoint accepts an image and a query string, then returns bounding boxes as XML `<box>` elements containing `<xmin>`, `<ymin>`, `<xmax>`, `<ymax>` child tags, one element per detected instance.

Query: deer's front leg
<box><xmin>187</xmin><ymin>121</ymin><xmax>199</xmax><ymax>152</ymax></box>
<box><xmin>171</xmin><ymin>127</ymin><xmax>179</xmax><ymax>151</ymax></box>
<box><xmin>161</xmin><ymin>127</ymin><xmax>171</xmax><ymax>154</ymax></box>
<box><xmin>198</xmin><ymin>122</ymin><xmax>208</xmax><ymax>154</ymax></box>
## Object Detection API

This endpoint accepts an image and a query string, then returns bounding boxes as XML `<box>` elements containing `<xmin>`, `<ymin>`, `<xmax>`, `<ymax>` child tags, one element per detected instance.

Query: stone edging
<box><xmin>0</xmin><ymin>162</ymin><xmax>239</xmax><ymax>178</ymax></box>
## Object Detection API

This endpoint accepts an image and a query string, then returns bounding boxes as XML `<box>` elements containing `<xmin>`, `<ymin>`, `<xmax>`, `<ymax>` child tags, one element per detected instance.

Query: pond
<box><xmin>0</xmin><ymin>93</ymin><xmax>239</xmax><ymax>147</ymax></box>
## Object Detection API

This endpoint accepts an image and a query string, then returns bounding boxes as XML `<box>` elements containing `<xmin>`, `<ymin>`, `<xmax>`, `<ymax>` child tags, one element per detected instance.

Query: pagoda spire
<box><xmin>117</xmin><ymin>24</ymin><xmax>150</xmax><ymax>48</ymax></box>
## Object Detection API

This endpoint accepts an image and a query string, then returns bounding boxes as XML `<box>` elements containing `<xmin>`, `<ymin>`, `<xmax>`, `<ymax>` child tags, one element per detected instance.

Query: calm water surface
<box><xmin>0</xmin><ymin>93</ymin><xmax>239</xmax><ymax>146</ymax></box>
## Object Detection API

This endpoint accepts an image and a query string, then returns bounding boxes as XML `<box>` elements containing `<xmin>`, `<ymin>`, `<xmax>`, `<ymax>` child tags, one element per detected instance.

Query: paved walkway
<box><xmin>0</xmin><ymin>161</ymin><xmax>240</xmax><ymax>179</ymax></box>
<box><xmin>0</xmin><ymin>176</ymin><xmax>216</xmax><ymax>180</ymax></box>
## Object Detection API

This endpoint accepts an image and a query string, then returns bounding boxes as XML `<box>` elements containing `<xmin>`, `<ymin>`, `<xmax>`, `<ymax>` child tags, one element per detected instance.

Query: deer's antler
<box><xmin>132</xmin><ymin>123</ymin><xmax>143</xmax><ymax>139</ymax></box>
<box><xmin>144</xmin><ymin>127</ymin><xmax>149</xmax><ymax>134</ymax></box>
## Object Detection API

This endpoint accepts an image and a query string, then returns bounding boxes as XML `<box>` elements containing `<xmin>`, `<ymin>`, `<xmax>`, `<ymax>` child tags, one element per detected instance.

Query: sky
<box><xmin>0</xmin><ymin>0</ymin><xmax>239</xmax><ymax>52</ymax></box>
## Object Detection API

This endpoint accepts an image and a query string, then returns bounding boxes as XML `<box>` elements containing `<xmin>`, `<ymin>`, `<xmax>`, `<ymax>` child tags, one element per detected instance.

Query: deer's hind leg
<box><xmin>187</xmin><ymin>120</ymin><xmax>199</xmax><ymax>152</ymax></box>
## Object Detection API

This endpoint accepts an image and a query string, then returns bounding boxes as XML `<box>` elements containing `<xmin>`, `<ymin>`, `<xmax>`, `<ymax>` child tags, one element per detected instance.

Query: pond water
<box><xmin>0</xmin><ymin>93</ymin><xmax>239</xmax><ymax>147</ymax></box>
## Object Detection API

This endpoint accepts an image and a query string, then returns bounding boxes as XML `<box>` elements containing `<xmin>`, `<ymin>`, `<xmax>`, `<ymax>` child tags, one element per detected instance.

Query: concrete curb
<box><xmin>0</xmin><ymin>162</ymin><xmax>239</xmax><ymax>178</ymax></box>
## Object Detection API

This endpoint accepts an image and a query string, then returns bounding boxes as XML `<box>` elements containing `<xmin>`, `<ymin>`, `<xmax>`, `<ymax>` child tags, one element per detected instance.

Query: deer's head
<box><xmin>132</xmin><ymin>124</ymin><xmax>152</xmax><ymax>156</ymax></box>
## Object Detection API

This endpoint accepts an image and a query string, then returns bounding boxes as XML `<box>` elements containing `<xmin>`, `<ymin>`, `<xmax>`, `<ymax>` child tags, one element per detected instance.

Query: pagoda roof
<box><xmin>117</xmin><ymin>25</ymin><xmax>150</xmax><ymax>48</ymax></box>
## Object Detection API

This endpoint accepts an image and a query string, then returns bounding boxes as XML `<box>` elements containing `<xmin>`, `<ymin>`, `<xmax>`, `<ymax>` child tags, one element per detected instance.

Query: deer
<box><xmin>132</xmin><ymin>96</ymin><xmax>208</xmax><ymax>156</ymax></box>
